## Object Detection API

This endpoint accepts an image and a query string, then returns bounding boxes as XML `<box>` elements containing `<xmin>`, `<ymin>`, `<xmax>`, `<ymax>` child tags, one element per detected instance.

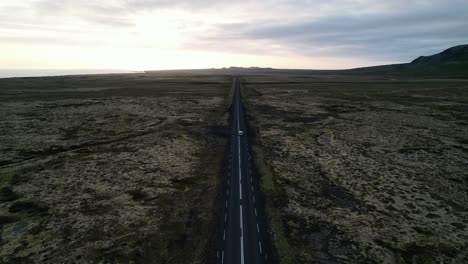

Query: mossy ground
<box><xmin>0</xmin><ymin>73</ymin><xmax>231</xmax><ymax>263</ymax></box>
<box><xmin>243</xmin><ymin>75</ymin><xmax>468</xmax><ymax>263</ymax></box>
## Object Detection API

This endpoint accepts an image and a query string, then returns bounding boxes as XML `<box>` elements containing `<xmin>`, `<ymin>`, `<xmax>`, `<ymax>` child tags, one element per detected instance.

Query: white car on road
<box><xmin>238</xmin><ymin>131</ymin><xmax>244</xmax><ymax>136</ymax></box>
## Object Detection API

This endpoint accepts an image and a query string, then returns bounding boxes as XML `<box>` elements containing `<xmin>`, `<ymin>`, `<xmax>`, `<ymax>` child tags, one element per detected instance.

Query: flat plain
<box><xmin>0</xmin><ymin>73</ymin><xmax>231</xmax><ymax>263</ymax></box>
<box><xmin>243</xmin><ymin>75</ymin><xmax>468</xmax><ymax>263</ymax></box>
<box><xmin>2</xmin><ymin>71</ymin><xmax>467</xmax><ymax>264</ymax></box>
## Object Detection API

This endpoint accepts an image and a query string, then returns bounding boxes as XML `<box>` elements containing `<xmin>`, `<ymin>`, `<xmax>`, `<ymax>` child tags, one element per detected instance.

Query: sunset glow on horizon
<box><xmin>1</xmin><ymin>0</ymin><xmax>467</xmax><ymax>71</ymax></box>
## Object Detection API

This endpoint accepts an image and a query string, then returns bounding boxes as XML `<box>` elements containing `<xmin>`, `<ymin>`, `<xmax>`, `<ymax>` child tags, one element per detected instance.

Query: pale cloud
<box><xmin>0</xmin><ymin>0</ymin><xmax>467</xmax><ymax>70</ymax></box>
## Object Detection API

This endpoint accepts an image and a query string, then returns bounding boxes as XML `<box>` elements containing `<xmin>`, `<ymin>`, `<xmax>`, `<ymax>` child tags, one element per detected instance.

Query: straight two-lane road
<box><xmin>217</xmin><ymin>78</ymin><xmax>267</xmax><ymax>264</ymax></box>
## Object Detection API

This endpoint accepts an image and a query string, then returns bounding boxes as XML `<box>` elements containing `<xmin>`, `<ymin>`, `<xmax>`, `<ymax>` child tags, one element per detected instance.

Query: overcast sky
<box><xmin>1</xmin><ymin>0</ymin><xmax>467</xmax><ymax>70</ymax></box>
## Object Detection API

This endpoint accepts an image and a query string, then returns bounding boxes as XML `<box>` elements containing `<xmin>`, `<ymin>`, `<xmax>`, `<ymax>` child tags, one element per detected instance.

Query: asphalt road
<box><xmin>217</xmin><ymin>78</ymin><xmax>268</xmax><ymax>264</ymax></box>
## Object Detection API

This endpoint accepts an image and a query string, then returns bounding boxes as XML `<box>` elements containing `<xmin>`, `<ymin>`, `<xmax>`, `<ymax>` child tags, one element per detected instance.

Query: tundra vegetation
<box><xmin>0</xmin><ymin>73</ymin><xmax>231</xmax><ymax>263</ymax></box>
<box><xmin>1</xmin><ymin>45</ymin><xmax>467</xmax><ymax>264</ymax></box>
<box><xmin>243</xmin><ymin>75</ymin><xmax>468</xmax><ymax>263</ymax></box>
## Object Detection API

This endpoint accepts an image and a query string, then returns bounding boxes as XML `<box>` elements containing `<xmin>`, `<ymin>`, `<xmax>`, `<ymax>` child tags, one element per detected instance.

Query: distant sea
<box><xmin>0</xmin><ymin>69</ymin><xmax>138</xmax><ymax>78</ymax></box>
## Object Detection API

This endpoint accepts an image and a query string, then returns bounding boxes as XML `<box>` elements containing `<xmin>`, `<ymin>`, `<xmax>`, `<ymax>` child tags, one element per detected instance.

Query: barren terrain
<box><xmin>0</xmin><ymin>74</ymin><xmax>230</xmax><ymax>263</ymax></box>
<box><xmin>243</xmin><ymin>76</ymin><xmax>468</xmax><ymax>263</ymax></box>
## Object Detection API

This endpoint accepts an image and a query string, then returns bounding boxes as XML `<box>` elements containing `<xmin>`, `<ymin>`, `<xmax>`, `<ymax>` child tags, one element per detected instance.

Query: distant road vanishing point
<box><xmin>217</xmin><ymin>78</ymin><xmax>268</xmax><ymax>264</ymax></box>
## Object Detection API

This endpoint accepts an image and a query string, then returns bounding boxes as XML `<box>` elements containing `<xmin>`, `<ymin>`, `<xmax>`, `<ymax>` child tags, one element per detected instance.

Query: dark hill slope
<box><xmin>411</xmin><ymin>45</ymin><xmax>468</xmax><ymax>65</ymax></box>
<box><xmin>145</xmin><ymin>45</ymin><xmax>468</xmax><ymax>78</ymax></box>
<box><xmin>346</xmin><ymin>45</ymin><xmax>468</xmax><ymax>77</ymax></box>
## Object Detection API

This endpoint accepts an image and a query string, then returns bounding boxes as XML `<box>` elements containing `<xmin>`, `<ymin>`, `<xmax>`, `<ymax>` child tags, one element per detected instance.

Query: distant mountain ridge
<box><xmin>344</xmin><ymin>44</ymin><xmax>468</xmax><ymax>77</ymax></box>
<box><xmin>146</xmin><ymin>44</ymin><xmax>468</xmax><ymax>78</ymax></box>
<box><xmin>411</xmin><ymin>45</ymin><xmax>468</xmax><ymax>65</ymax></box>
